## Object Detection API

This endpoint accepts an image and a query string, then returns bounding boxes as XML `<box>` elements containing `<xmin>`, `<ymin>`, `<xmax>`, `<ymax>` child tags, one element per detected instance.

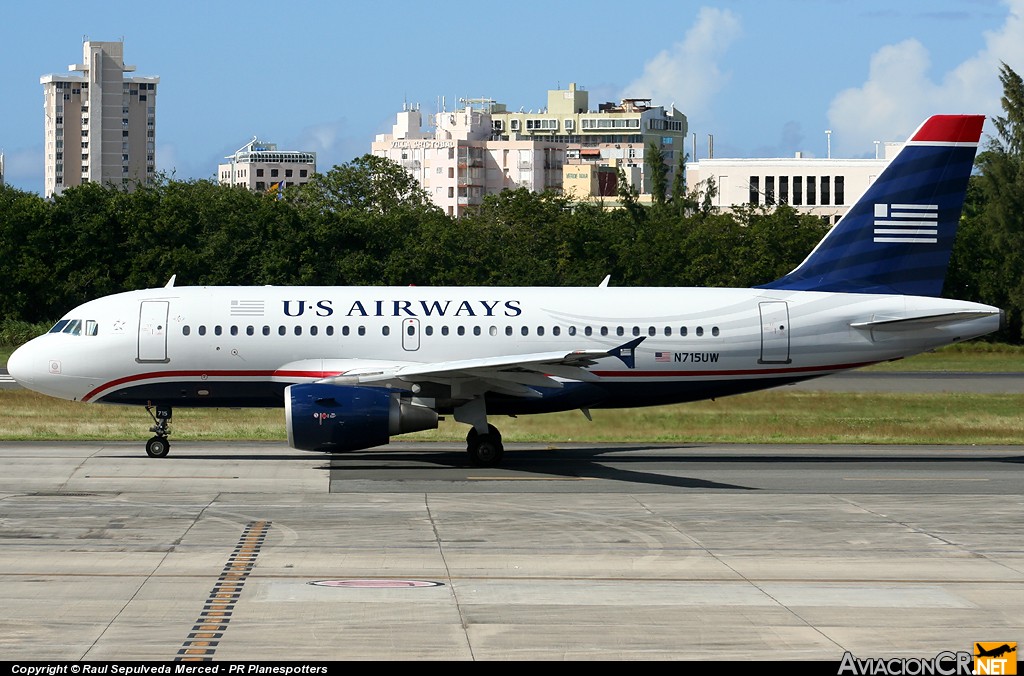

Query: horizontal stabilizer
<box><xmin>850</xmin><ymin>310</ymin><xmax>1001</xmax><ymax>330</ymax></box>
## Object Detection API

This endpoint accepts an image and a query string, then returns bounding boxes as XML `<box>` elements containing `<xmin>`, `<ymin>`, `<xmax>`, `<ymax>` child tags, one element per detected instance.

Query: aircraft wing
<box><xmin>317</xmin><ymin>337</ymin><xmax>644</xmax><ymax>398</ymax></box>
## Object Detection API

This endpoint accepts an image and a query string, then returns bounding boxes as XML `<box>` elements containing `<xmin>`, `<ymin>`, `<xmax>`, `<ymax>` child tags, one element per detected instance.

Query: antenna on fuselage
<box><xmin>598</xmin><ymin>274</ymin><xmax>611</xmax><ymax>288</ymax></box>
<box><xmin>164</xmin><ymin>275</ymin><xmax>176</xmax><ymax>288</ymax></box>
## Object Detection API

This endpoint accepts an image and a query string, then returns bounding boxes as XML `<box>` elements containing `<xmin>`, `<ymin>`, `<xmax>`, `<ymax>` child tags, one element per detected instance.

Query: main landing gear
<box><xmin>466</xmin><ymin>424</ymin><xmax>504</xmax><ymax>467</ymax></box>
<box><xmin>455</xmin><ymin>397</ymin><xmax>505</xmax><ymax>467</ymax></box>
<box><xmin>145</xmin><ymin>404</ymin><xmax>172</xmax><ymax>458</ymax></box>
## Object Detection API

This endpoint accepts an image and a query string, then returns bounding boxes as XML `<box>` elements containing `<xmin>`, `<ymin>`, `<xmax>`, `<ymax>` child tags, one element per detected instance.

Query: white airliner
<box><xmin>7</xmin><ymin>115</ymin><xmax>1003</xmax><ymax>466</ymax></box>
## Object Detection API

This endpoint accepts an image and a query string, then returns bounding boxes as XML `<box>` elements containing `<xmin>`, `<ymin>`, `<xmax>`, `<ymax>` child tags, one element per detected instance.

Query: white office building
<box><xmin>218</xmin><ymin>138</ymin><xmax>317</xmax><ymax>193</ymax></box>
<box><xmin>686</xmin><ymin>144</ymin><xmax>899</xmax><ymax>222</ymax></box>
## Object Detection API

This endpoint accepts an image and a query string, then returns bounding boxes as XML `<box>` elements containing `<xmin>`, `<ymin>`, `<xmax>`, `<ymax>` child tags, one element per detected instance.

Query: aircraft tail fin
<box><xmin>759</xmin><ymin>115</ymin><xmax>985</xmax><ymax>297</ymax></box>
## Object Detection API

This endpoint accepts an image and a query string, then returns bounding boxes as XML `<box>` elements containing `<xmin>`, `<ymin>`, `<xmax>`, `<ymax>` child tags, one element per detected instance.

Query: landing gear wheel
<box><xmin>466</xmin><ymin>424</ymin><xmax>504</xmax><ymax>467</ymax></box>
<box><xmin>146</xmin><ymin>436</ymin><xmax>170</xmax><ymax>458</ymax></box>
<box><xmin>144</xmin><ymin>403</ymin><xmax>172</xmax><ymax>459</ymax></box>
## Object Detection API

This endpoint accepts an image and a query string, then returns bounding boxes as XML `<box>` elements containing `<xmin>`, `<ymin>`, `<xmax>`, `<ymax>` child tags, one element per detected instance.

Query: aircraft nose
<box><xmin>7</xmin><ymin>342</ymin><xmax>35</xmax><ymax>385</ymax></box>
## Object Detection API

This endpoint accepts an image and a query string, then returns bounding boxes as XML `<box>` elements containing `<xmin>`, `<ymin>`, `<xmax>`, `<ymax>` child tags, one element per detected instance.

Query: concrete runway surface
<box><xmin>0</xmin><ymin>440</ymin><xmax>1022</xmax><ymax>661</ymax></box>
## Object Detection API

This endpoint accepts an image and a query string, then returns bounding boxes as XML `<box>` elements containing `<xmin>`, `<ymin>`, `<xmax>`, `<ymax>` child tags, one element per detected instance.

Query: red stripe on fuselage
<box><xmin>82</xmin><ymin>361</ymin><xmax>879</xmax><ymax>402</ymax></box>
<box><xmin>82</xmin><ymin>369</ymin><xmax>345</xmax><ymax>402</ymax></box>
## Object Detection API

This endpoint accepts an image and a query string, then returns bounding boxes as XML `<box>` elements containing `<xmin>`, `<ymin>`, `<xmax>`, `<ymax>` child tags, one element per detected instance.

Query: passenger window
<box><xmin>665</xmin><ymin>327</ymin><xmax>672</xmax><ymax>336</ymax></box>
<box><xmin>584</xmin><ymin>327</ymin><xmax>592</xmax><ymax>336</ymax></box>
<box><xmin>214</xmin><ymin>326</ymin><xmax>222</xmax><ymax>336</ymax></box>
<box><xmin>295</xmin><ymin>326</ymin><xmax>302</xmax><ymax>336</ymax></box>
<box><xmin>263</xmin><ymin>326</ymin><xmax>270</xmax><ymax>336</ymax></box>
<box><xmin>505</xmin><ymin>326</ymin><xmax>513</xmax><ymax>336</ymax></box>
<box><xmin>457</xmin><ymin>326</ymin><xmax>465</xmax><ymax>336</ymax></box>
<box><xmin>696</xmin><ymin>327</ymin><xmax>704</xmax><ymax>337</ymax></box>
<box><xmin>246</xmin><ymin>326</ymin><xmax>254</xmax><ymax>336</ymax></box>
<box><xmin>382</xmin><ymin>326</ymin><xmax>390</xmax><ymax>336</ymax></box>
<box><xmin>408</xmin><ymin>325</ymin><xmax>416</xmax><ymax>336</ymax></box>
<box><xmin>553</xmin><ymin>326</ymin><xmax>560</xmax><ymax>336</ymax></box>
<box><xmin>537</xmin><ymin>326</ymin><xmax>545</xmax><ymax>336</ymax></box>
<box><xmin>712</xmin><ymin>327</ymin><xmax>720</xmax><ymax>337</ymax></box>
<box><xmin>600</xmin><ymin>327</ymin><xmax>609</xmax><ymax>336</ymax></box>
<box><xmin>647</xmin><ymin>327</ymin><xmax>655</xmax><ymax>336</ymax></box>
<box><xmin>489</xmin><ymin>326</ymin><xmax>497</xmax><ymax>336</ymax></box>
<box><xmin>681</xmin><ymin>327</ymin><xmax>688</xmax><ymax>336</ymax></box>
<box><xmin>199</xmin><ymin>326</ymin><xmax>207</xmax><ymax>336</ymax></box>
<box><xmin>326</xmin><ymin>326</ymin><xmax>334</xmax><ymax>336</ymax></box>
<box><xmin>310</xmin><ymin>325</ymin><xmax>318</xmax><ymax>336</ymax></box>
<box><xmin>568</xmin><ymin>326</ymin><xmax>577</xmax><ymax>336</ymax></box>
<box><xmin>473</xmin><ymin>326</ymin><xmax>481</xmax><ymax>336</ymax></box>
<box><xmin>183</xmin><ymin>325</ymin><xmax>191</xmax><ymax>336</ymax></box>
<box><xmin>521</xmin><ymin>326</ymin><xmax>528</xmax><ymax>336</ymax></box>
<box><xmin>278</xmin><ymin>326</ymin><xmax>286</xmax><ymax>336</ymax></box>
<box><xmin>342</xmin><ymin>326</ymin><xmax>350</xmax><ymax>336</ymax></box>
<box><xmin>616</xmin><ymin>327</ymin><xmax>624</xmax><ymax>336</ymax></box>
<box><xmin>358</xmin><ymin>326</ymin><xmax>365</xmax><ymax>336</ymax></box>
<box><xmin>441</xmin><ymin>326</ymin><xmax>449</xmax><ymax>336</ymax></box>
<box><xmin>230</xmin><ymin>326</ymin><xmax>238</xmax><ymax>336</ymax></box>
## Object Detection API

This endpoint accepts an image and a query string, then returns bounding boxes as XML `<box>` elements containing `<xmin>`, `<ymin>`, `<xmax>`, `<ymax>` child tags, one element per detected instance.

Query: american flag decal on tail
<box><xmin>873</xmin><ymin>203</ymin><xmax>938</xmax><ymax>244</ymax></box>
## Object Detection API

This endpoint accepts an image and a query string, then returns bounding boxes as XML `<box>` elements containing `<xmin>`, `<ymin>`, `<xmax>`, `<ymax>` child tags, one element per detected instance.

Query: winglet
<box><xmin>608</xmin><ymin>336</ymin><xmax>646</xmax><ymax>369</ymax></box>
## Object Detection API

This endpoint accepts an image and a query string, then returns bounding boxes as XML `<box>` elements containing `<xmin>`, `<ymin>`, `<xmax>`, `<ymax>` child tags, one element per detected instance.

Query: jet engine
<box><xmin>285</xmin><ymin>383</ymin><xmax>438</xmax><ymax>452</ymax></box>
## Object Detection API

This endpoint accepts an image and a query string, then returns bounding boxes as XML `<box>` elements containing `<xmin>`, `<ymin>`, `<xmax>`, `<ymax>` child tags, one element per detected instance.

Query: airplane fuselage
<box><xmin>12</xmin><ymin>284</ymin><xmax>1002</xmax><ymax>415</ymax></box>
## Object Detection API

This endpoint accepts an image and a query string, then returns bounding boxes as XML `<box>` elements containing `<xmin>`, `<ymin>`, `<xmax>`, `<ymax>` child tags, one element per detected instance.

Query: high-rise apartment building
<box><xmin>41</xmin><ymin>40</ymin><xmax>158</xmax><ymax>196</ymax></box>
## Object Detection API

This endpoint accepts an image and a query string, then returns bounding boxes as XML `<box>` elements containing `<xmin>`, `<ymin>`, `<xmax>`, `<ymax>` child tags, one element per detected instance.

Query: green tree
<box><xmin>962</xmin><ymin>62</ymin><xmax>1024</xmax><ymax>341</ymax></box>
<box><xmin>645</xmin><ymin>141</ymin><xmax>668</xmax><ymax>206</ymax></box>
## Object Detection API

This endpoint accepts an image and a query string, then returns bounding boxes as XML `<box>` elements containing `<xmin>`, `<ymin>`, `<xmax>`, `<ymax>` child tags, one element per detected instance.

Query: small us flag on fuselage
<box><xmin>873</xmin><ymin>203</ymin><xmax>938</xmax><ymax>244</ymax></box>
<box><xmin>655</xmin><ymin>351</ymin><xmax>671</xmax><ymax>362</ymax></box>
<box><xmin>230</xmin><ymin>299</ymin><xmax>265</xmax><ymax>316</ymax></box>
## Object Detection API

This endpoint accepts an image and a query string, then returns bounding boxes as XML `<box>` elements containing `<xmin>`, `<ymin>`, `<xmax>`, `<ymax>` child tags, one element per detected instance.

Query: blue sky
<box><xmin>2</xmin><ymin>0</ymin><xmax>1022</xmax><ymax>194</ymax></box>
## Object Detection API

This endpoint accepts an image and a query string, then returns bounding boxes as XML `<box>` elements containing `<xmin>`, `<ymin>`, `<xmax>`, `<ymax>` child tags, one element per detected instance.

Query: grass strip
<box><xmin>2</xmin><ymin>388</ymin><xmax>1021</xmax><ymax>446</ymax></box>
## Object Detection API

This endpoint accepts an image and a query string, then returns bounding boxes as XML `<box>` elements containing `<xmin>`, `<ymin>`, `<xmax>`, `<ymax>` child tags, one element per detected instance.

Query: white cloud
<box><xmin>621</xmin><ymin>7</ymin><xmax>742</xmax><ymax>121</ymax></box>
<box><xmin>827</xmin><ymin>0</ymin><xmax>1024</xmax><ymax>154</ymax></box>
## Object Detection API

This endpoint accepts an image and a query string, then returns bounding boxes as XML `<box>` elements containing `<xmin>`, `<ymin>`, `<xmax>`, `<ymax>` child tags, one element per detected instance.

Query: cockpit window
<box><xmin>48</xmin><ymin>319</ymin><xmax>97</xmax><ymax>336</ymax></box>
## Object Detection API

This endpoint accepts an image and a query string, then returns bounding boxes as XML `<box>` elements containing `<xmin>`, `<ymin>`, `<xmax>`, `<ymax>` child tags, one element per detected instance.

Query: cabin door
<box><xmin>758</xmin><ymin>301</ymin><xmax>791</xmax><ymax>364</ymax></box>
<box><xmin>138</xmin><ymin>300</ymin><xmax>170</xmax><ymax>363</ymax></box>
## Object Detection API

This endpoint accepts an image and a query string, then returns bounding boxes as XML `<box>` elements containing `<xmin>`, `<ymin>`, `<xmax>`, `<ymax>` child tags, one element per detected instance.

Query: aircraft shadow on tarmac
<box><xmin>316</xmin><ymin>445</ymin><xmax>1024</xmax><ymax>491</ymax></box>
<box><xmin>122</xmin><ymin>444</ymin><xmax>1024</xmax><ymax>492</ymax></box>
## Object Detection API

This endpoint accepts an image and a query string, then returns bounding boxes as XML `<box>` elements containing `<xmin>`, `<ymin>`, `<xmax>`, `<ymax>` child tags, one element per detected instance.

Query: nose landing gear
<box><xmin>145</xmin><ymin>403</ymin><xmax>172</xmax><ymax>458</ymax></box>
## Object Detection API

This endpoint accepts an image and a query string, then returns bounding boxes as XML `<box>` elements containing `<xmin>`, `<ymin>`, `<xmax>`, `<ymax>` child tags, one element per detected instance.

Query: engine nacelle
<box><xmin>285</xmin><ymin>383</ymin><xmax>438</xmax><ymax>452</ymax></box>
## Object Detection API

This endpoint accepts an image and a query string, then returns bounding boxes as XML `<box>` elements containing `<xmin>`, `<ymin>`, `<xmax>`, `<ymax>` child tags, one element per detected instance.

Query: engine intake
<box><xmin>285</xmin><ymin>383</ymin><xmax>438</xmax><ymax>452</ymax></box>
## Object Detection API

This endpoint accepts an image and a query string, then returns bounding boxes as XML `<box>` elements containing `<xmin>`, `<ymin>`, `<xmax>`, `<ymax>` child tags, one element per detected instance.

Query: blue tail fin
<box><xmin>760</xmin><ymin>115</ymin><xmax>984</xmax><ymax>297</ymax></box>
